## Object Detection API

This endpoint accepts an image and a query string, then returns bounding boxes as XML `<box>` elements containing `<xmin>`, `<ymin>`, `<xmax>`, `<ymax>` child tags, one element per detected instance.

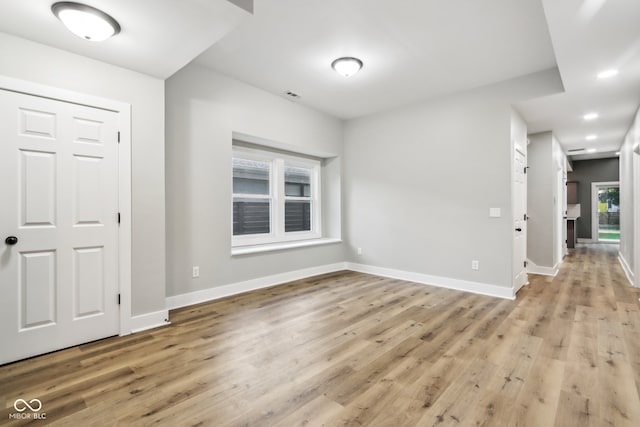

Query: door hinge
<box><xmin>524</xmin><ymin>213</ymin><xmax>528</xmax><ymax>221</ymax></box>
<box><xmin>524</xmin><ymin>166</ymin><xmax>529</xmax><ymax>174</ymax></box>
<box><xmin>118</xmin><ymin>294</ymin><xmax>121</xmax><ymax>305</ymax></box>
<box><xmin>524</xmin><ymin>261</ymin><xmax>528</xmax><ymax>268</ymax></box>
<box><xmin>118</xmin><ymin>212</ymin><xmax>121</xmax><ymax>224</ymax></box>
<box><xmin>117</xmin><ymin>131</ymin><xmax>121</xmax><ymax>143</ymax></box>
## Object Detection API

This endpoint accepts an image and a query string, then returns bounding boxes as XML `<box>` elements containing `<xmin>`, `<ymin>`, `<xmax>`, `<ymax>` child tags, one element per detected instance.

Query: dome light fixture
<box><xmin>331</xmin><ymin>57</ymin><xmax>363</xmax><ymax>77</ymax></box>
<box><xmin>52</xmin><ymin>2</ymin><xmax>121</xmax><ymax>42</ymax></box>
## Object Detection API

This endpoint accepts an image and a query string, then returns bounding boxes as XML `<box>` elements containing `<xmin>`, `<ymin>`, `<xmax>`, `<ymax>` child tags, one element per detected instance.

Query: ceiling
<box><xmin>0</xmin><ymin>1</ymin><xmax>638</xmax><ymax>160</ymax></box>
<box><xmin>0</xmin><ymin>0</ymin><xmax>250</xmax><ymax>79</ymax></box>
<box><xmin>196</xmin><ymin>0</ymin><xmax>557</xmax><ymax>120</ymax></box>
<box><xmin>516</xmin><ymin>0</ymin><xmax>640</xmax><ymax>160</ymax></box>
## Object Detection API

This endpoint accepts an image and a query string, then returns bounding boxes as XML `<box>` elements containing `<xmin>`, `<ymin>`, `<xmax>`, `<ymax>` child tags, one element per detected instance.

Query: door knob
<box><xmin>515</xmin><ymin>228</ymin><xmax>522</xmax><ymax>232</ymax></box>
<box><xmin>5</xmin><ymin>236</ymin><xmax>18</xmax><ymax>245</ymax></box>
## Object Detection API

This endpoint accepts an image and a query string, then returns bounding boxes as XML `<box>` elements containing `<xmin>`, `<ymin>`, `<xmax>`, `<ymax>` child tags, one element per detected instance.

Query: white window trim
<box><xmin>232</xmin><ymin>146</ymin><xmax>322</xmax><ymax>248</ymax></box>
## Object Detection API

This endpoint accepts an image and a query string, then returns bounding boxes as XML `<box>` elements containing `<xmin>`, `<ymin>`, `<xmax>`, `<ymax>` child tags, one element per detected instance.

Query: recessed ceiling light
<box><xmin>615</xmin><ymin>151</ymin><xmax>621</xmax><ymax>156</ymax></box>
<box><xmin>586</xmin><ymin>135</ymin><xmax>598</xmax><ymax>141</ymax></box>
<box><xmin>587</xmin><ymin>148</ymin><xmax>597</xmax><ymax>153</ymax></box>
<box><xmin>331</xmin><ymin>57</ymin><xmax>363</xmax><ymax>77</ymax></box>
<box><xmin>583</xmin><ymin>113</ymin><xmax>599</xmax><ymax>121</ymax></box>
<box><xmin>597</xmin><ymin>69</ymin><xmax>618</xmax><ymax>79</ymax></box>
<box><xmin>52</xmin><ymin>2</ymin><xmax>121</xmax><ymax>42</ymax></box>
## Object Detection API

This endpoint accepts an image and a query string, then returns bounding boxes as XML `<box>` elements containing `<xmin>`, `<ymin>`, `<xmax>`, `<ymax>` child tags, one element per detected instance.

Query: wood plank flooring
<box><xmin>2</xmin><ymin>244</ymin><xmax>640</xmax><ymax>426</ymax></box>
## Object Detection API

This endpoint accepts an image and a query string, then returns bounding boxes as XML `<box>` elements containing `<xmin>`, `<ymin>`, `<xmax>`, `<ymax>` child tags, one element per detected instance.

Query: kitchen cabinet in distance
<box><xmin>567</xmin><ymin>181</ymin><xmax>578</xmax><ymax>204</ymax></box>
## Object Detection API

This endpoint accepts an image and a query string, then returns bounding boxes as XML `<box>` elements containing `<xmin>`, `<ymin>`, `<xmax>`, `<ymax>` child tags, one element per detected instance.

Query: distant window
<box><xmin>232</xmin><ymin>146</ymin><xmax>321</xmax><ymax>247</ymax></box>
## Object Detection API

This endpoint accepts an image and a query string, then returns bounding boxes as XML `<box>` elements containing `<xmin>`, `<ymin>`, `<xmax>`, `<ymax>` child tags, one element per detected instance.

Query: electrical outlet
<box><xmin>357</xmin><ymin>247</ymin><xmax>362</xmax><ymax>256</ymax></box>
<box><xmin>192</xmin><ymin>266</ymin><xmax>200</xmax><ymax>278</ymax></box>
<box><xmin>471</xmin><ymin>260</ymin><xmax>479</xmax><ymax>270</ymax></box>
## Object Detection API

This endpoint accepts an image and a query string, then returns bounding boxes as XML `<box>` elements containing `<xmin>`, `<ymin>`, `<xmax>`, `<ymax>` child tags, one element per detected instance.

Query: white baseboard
<box><xmin>618</xmin><ymin>252</ymin><xmax>636</xmax><ymax>287</ymax></box>
<box><xmin>514</xmin><ymin>279</ymin><xmax>529</xmax><ymax>295</ymax></box>
<box><xmin>166</xmin><ymin>261</ymin><xmax>518</xmax><ymax>314</ymax></box>
<box><xmin>130</xmin><ymin>309</ymin><xmax>170</xmax><ymax>333</ymax></box>
<box><xmin>166</xmin><ymin>262</ymin><xmax>348</xmax><ymax>310</ymax></box>
<box><xmin>345</xmin><ymin>262</ymin><xmax>515</xmax><ymax>300</ymax></box>
<box><xmin>526</xmin><ymin>259</ymin><xmax>559</xmax><ymax>277</ymax></box>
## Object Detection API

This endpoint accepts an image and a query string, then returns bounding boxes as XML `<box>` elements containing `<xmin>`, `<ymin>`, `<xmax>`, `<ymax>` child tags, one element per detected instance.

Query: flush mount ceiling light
<box><xmin>583</xmin><ymin>112</ymin><xmax>599</xmax><ymax>121</ymax></box>
<box><xmin>587</xmin><ymin>148</ymin><xmax>597</xmax><ymax>153</ymax></box>
<box><xmin>52</xmin><ymin>2</ymin><xmax>121</xmax><ymax>42</ymax></box>
<box><xmin>586</xmin><ymin>134</ymin><xmax>598</xmax><ymax>141</ymax></box>
<box><xmin>331</xmin><ymin>57</ymin><xmax>363</xmax><ymax>77</ymax></box>
<box><xmin>597</xmin><ymin>69</ymin><xmax>618</xmax><ymax>79</ymax></box>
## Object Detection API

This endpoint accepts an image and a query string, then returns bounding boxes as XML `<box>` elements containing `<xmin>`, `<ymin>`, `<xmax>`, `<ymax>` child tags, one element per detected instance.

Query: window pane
<box><xmin>233</xmin><ymin>198</ymin><xmax>270</xmax><ymax>235</ymax></box>
<box><xmin>233</xmin><ymin>158</ymin><xmax>270</xmax><ymax>195</ymax></box>
<box><xmin>284</xmin><ymin>166</ymin><xmax>311</xmax><ymax>197</ymax></box>
<box><xmin>285</xmin><ymin>200</ymin><xmax>311</xmax><ymax>232</ymax></box>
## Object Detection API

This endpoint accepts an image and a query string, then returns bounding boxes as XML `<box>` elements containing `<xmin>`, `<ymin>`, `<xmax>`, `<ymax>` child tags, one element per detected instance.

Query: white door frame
<box><xmin>0</xmin><ymin>76</ymin><xmax>132</xmax><ymax>335</ymax></box>
<box><xmin>591</xmin><ymin>181</ymin><xmax>620</xmax><ymax>243</ymax></box>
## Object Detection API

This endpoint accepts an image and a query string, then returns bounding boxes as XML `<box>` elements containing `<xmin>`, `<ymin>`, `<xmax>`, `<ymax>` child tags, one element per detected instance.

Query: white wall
<box><xmin>165</xmin><ymin>64</ymin><xmax>345</xmax><ymax>298</ymax></box>
<box><xmin>619</xmin><ymin>106</ymin><xmax>639</xmax><ymax>284</ymax></box>
<box><xmin>343</xmin><ymin>70</ymin><xmax>561</xmax><ymax>292</ymax></box>
<box><xmin>0</xmin><ymin>32</ymin><xmax>166</xmax><ymax>317</ymax></box>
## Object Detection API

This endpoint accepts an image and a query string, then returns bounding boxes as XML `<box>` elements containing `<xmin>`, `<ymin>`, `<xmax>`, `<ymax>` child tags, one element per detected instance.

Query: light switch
<box><xmin>489</xmin><ymin>208</ymin><xmax>501</xmax><ymax>218</ymax></box>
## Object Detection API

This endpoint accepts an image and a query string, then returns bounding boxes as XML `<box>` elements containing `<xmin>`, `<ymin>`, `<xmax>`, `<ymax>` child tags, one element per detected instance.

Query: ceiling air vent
<box><xmin>283</xmin><ymin>91</ymin><xmax>301</xmax><ymax>101</ymax></box>
<box><xmin>568</xmin><ymin>148</ymin><xmax>586</xmax><ymax>153</ymax></box>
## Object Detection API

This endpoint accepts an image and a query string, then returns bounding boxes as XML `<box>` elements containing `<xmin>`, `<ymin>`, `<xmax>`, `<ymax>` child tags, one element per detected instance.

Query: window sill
<box><xmin>231</xmin><ymin>238</ymin><xmax>342</xmax><ymax>256</ymax></box>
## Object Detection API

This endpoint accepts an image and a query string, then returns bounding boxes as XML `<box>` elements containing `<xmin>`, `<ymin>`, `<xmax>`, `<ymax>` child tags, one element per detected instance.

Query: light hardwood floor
<box><xmin>2</xmin><ymin>244</ymin><xmax>640</xmax><ymax>426</ymax></box>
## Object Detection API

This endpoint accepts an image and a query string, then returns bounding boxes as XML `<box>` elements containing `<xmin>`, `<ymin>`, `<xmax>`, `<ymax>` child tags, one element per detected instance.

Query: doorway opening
<box><xmin>592</xmin><ymin>182</ymin><xmax>620</xmax><ymax>242</ymax></box>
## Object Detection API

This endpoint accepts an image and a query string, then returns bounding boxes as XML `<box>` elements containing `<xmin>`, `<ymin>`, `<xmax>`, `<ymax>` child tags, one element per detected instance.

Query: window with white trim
<box><xmin>232</xmin><ymin>146</ymin><xmax>321</xmax><ymax>247</ymax></box>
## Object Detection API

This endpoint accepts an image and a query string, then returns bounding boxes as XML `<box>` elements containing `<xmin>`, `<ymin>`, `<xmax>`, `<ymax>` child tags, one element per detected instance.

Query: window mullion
<box><xmin>275</xmin><ymin>158</ymin><xmax>285</xmax><ymax>239</ymax></box>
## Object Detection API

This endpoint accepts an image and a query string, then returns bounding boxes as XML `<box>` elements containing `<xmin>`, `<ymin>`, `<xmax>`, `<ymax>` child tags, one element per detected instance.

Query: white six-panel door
<box><xmin>0</xmin><ymin>89</ymin><xmax>120</xmax><ymax>364</ymax></box>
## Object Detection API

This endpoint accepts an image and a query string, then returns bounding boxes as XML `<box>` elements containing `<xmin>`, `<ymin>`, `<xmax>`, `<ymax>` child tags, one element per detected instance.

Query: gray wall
<box><xmin>344</xmin><ymin>100</ymin><xmax>510</xmax><ymax>288</ymax></box>
<box><xmin>619</xmin><ymin>107</ymin><xmax>639</xmax><ymax>277</ymax></box>
<box><xmin>527</xmin><ymin>132</ymin><xmax>566</xmax><ymax>268</ymax></box>
<box><xmin>527</xmin><ymin>132</ymin><xmax>554</xmax><ymax>267</ymax></box>
<box><xmin>165</xmin><ymin>64</ymin><xmax>345</xmax><ymax>297</ymax></box>
<box><xmin>551</xmin><ymin>136</ymin><xmax>565</xmax><ymax>265</ymax></box>
<box><xmin>342</xmin><ymin>70</ymin><xmax>562</xmax><ymax>290</ymax></box>
<box><xmin>568</xmin><ymin>158</ymin><xmax>620</xmax><ymax>239</ymax></box>
<box><xmin>0</xmin><ymin>33</ymin><xmax>166</xmax><ymax>317</ymax></box>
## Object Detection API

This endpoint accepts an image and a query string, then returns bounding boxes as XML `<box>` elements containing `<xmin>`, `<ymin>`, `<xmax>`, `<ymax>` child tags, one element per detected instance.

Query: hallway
<box><xmin>517</xmin><ymin>243</ymin><xmax>640</xmax><ymax>426</ymax></box>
